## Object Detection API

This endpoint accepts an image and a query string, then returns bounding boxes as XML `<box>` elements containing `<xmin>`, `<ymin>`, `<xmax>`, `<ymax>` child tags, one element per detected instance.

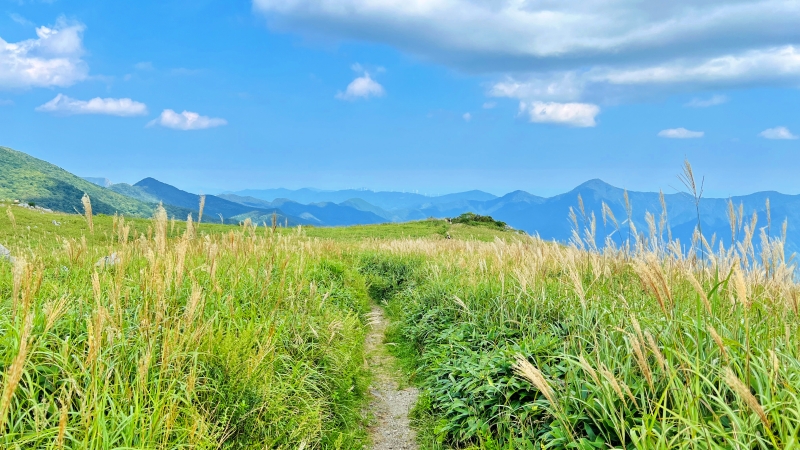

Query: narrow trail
<box><xmin>365</xmin><ymin>305</ymin><xmax>419</xmax><ymax>450</ymax></box>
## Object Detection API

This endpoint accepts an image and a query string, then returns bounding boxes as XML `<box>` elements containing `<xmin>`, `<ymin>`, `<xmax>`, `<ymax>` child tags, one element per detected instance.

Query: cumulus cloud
<box><xmin>255</xmin><ymin>0</ymin><xmax>800</xmax><ymax>113</ymax></box>
<box><xmin>462</xmin><ymin>112</ymin><xmax>471</xmax><ymax>122</ymax></box>
<box><xmin>760</xmin><ymin>126</ymin><xmax>798</xmax><ymax>140</ymax></box>
<box><xmin>36</xmin><ymin>94</ymin><xmax>148</xmax><ymax>116</ymax></box>
<box><xmin>520</xmin><ymin>101</ymin><xmax>599</xmax><ymax>127</ymax></box>
<box><xmin>0</xmin><ymin>17</ymin><xmax>88</xmax><ymax>89</ymax></box>
<box><xmin>148</xmin><ymin>109</ymin><xmax>227</xmax><ymax>130</ymax></box>
<box><xmin>335</xmin><ymin>64</ymin><xmax>385</xmax><ymax>101</ymax></box>
<box><xmin>685</xmin><ymin>95</ymin><xmax>728</xmax><ymax>108</ymax></box>
<box><xmin>658</xmin><ymin>128</ymin><xmax>704</xmax><ymax>138</ymax></box>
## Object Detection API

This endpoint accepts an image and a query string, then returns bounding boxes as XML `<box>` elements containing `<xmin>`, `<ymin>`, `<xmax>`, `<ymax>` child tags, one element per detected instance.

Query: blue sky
<box><xmin>1</xmin><ymin>0</ymin><xmax>799</xmax><ymax>197</ymax></box>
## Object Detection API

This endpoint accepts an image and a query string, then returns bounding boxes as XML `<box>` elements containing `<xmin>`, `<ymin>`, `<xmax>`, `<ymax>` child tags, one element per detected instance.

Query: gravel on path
<box><xmin>365</xmin><ymin>306</ymin><xmax>419</xmax><ymax>450</ymax></box>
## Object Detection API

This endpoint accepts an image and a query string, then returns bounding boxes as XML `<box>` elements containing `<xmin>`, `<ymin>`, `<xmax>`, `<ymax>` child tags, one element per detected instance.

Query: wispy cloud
<box><xmin>0</xmin><ymin>99</ymin><xmax>13</xmax><ymax>106</ymax></box>
<box><xmin>134</xmin><ymin>61</ymin><xmax>154</xmax><ymax>71</ymax></box>
<box><xmin>9</xmin><ymin>13</ymin><xmax>34</xmax><ymax>26</ymax></box>
<box><xmin>658</xmin><ymin>128</ymin><xmax>704</xmax><ymax>139</ymax></box>
<box><xmin>36</xmin><ymin>94</ymin><xmax>147</xmax><ymax>116</ymax></box>
<box><xmin>482</xmin><ymin>102</ymin><xmax>496</xmax><ymax>109</ymax></box>
<box><xmin>462</xmin><ymin>112</ymin><xmax>472</xmax><ymax>122</ymax></box>
<box><xmin>685</xmin><ymin>95</ymin><xmax>728</xmax><ymax>108</ymax></box>
<box><xmin>520</xmin><ymin>101</ymin><xmax>599</xmax><ymax>127</ymax></box>
<box><xmin>148</xmin><ymin>109</ymin><xmax>227</xmax><ymax>130</ymax></box>
<box><xmin>0</xmin><ymin>17</ymin><xmax>88</xmax><ymax>89</ymax></box>
<box><xmin>759</xmin><ymin>126</ymin><xmax>798</xmax><ymax>140</ymax></box>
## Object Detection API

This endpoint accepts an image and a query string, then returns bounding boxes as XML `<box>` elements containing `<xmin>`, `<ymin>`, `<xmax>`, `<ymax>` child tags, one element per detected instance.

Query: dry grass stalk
<box><xmin>175</xmin><ymin>240</ymin><xmax>188</xmax><ymax>288</ymax></box>
<box><xmin>644</xmin><ymin>331</ymin><xmax>666</xmax><ymax>372</ymax></box>
<box><xmin>56</xmin><ymin>389</ymin><xmax>71</xmax><ymax>448</ymax></box>
<box><xmin>153</xmin><ymin>204</ymin><xmax>168</xmax><ymax>256</ymax></box>
<box><xmin>198</xmin><ymin>195</ymin><xmax>206</xmax><ymax>223</ymax></box>
<box><xmin>453</xmin><ymin>295</ymin><xmax>470</xmax><ymax>313</ymax></box>
<box><xmin>44</xmin><ymin>295</ymin><xmax>71</xmax><ymax>333</ymax></box>
<box><xmin>577</xmin><ymin>354</ymin><xmax>600</xmax><ymax>384</ymax></box>
<box><xmin>634</xmin><ymin>259</ymin><xmax>669</xmax><ymax>317</ymax></box>
<box><xmin>723</xmin><ymin>367</ymin><xmax>770</xmax><ymax>429</ymax></box>
<box><xmin>6</xmin><ymin>206</ymin><xmax>15</xmax><ymax>228</ymax></box>
<box><xmin>707</xmin><ymin>325</ymin><xmax>727</xmax><ymax>360</ymax></box>
<box><xmin>11</xmin><ymin>257</ymin><xmax>28</xmax><ymax>318</ymax></box>
<box><xmin>185</xmin><ymin>214</ymin><xmax>195</xmax><ymax>241</ymax></box>
<box><xmin>513</xmin><ymin>355</ymin><xmax>556</xmax><ymax>406</ymax></box>
<box><xmin>599</xmin><ymin>364</ymin><xmax>626</xmax><ymax>404</ymax></box>
<box><xmin>91</xmin><ymin>271</ymin><xmax>102</xmax><ymax>304</ymax></box>
<box><xmin>81</xmin><ymin>193</ymin><xmax>94</xmax><ymax>234</ymax></box>
<box><xmin>567</xmin><ymin>261</ymin><xmax>586</xmax><ymax>306</ymax></box>
<box><xmin>0</xmin><ymin>311</ymin><xmax>34</xmax><ymax>432</ymax></box>
<box><xmin>184</xmin><ymin>282</ymin><xmax>204</xmax><ymax>326</ymax></box>
<box><xmin>733</xmin><ymin>266</ymin><xmax>750</xmax><ymax>308</ymax></box>
<box><xmin>687</xmin><ymin>271</ymin><xmax>712</xmax><ymax>314</ymax></box>
<box><xmin>628</xmin><ymin>320</ymin><xmax>653</xmax><ymax>389</ymax></box>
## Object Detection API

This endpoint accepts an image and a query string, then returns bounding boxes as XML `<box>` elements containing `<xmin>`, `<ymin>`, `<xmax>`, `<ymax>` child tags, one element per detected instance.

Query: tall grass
<box><xmin>0</xmin><ymin>209</ymin><xmax>371</xmax><ymax>448</ymax></box>
<box><xmin>3</xmin><ymin>193</ymin><xmax>800</xmax><ymax>448</ymax></box>
<box><xmin>372</xmin><ymin>207</ymin><xmax>800</xmax><ymax>448</ymax></box>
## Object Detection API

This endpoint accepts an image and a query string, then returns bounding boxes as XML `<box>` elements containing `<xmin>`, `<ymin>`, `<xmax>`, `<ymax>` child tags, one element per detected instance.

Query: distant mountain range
<box><xmin>2</xmin><ymin>145</ymin><xmax>797</xmax><ymax>253</ymax></box>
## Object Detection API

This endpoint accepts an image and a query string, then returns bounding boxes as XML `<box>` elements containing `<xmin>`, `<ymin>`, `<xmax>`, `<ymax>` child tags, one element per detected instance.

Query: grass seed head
<box><xmin>513</xmin><ymin>355</ymin><xmax>556</xmax><ymax>406</ymax></box>
<box><xmin>723</xmin><ymin>366</ymin><xmax>769</xmax><ymax>429</ymax></box>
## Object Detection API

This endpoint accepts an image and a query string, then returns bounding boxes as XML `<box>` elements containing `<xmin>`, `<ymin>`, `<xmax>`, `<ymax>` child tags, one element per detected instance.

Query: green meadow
<box><xmin>1</xmin><ymin>198</ymin><xmax>799</xmax><ymax>449</ymax></box>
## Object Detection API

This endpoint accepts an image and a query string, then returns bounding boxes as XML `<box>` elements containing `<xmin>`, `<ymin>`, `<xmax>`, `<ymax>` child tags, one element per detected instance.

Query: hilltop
<box><xmin>0</xmin><ymin>146</ymin><xmax>157</xmax><ymax>216</ymax></box>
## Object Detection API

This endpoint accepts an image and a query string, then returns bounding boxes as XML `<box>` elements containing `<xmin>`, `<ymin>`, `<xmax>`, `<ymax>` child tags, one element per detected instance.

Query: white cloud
<box><xmin>0</xmin><ymin>17</ymin><xmax>88</xmax><ymax>89</ymax></box>
<box><xmin>482</xmin><ymin>102</ymin><xmax>496</xmax><ymax>109</ymax></box>
<box><xmin>148</xmin><ymin>109</ymin><xmax>227</xmax><ymax>130</ymax></box>
<box><xmin>658</xmin><ymin>128</ymin><xmax>704</xmax><ymax>138</ymax></box>
<box><xmin>520</xmin><ymin>101</ymin><xmax>599</xmax><ymax>127</ymax></box>
<box><xmin>462</xmin><ymin>112</ymin><xmax>471</xmax><ymax>122</ymax></box>
<box><xmin>601</xmin><ymin>46</ymin><xmax>800</xmax><ymax>86</ymax></box>
<box><xmin>256</xmin><ymin>0</ymin><xmax>800</xmax><ymax>111</ymax></box>
<box><xmin>685</xmin><ymin>95</ymin><xmax>728</xmax><ymax>108</ymax></box>
<box><xmin>36</xmin><ymin>94</ymin><xmax>148</xmax><ymax>116</ymax></box>
<box><xmin>490</xmin><ymin>46</ymin><xmax>800</xmax><ymax>104</ymax></box>
<box><xmin>335</xmin><ymin>72</ymin><xmax>385</xmax><ymax>101</ymax></box>
<box><xmin>760</xmin><ymin>126</ymin><xmax>798</xmax><ymax>140</ymax></box>
<box><xmin>0</xmin><ymin>99</ymin><xmax>13</xmax><ymax>106</ymax></box>
<box><xmin>253</xmin><ymin>0</ymin><xmax>800</xmax><ymax>70</ymax></box>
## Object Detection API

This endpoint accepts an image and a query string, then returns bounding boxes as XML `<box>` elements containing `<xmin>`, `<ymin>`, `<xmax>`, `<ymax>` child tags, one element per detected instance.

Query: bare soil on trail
<box><xmin>365</xmin><ymin>306</ymin><xmax>419</xmax><ymax>450</ymax></box>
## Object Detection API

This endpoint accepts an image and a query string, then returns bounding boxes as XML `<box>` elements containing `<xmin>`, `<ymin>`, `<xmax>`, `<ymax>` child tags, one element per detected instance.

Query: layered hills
<box><xmin>3</xmin><ymin>145</ymin><xmax>798</xmax><ymax>252</ymax></box>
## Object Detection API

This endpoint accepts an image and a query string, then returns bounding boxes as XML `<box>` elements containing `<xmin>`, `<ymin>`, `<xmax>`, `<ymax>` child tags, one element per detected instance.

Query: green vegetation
<box><xmin>450</xmin><ymin>212</ymin><xmax>508</xmax><ymax>230</ymax></box>
<box><xmin>2</xmin><ymin>190</ymin><xmax>799</xmax><ymax>449</ymax></box>
<box><xmin>0</xmin><ymin>204</ymin><xmax>372</xmax><ymax>448</ymax></box>
<box><xmin>0</xmin><ymin>146</ymin><xmax>197</xmax><ymax>220</ymax></box>
<box><xmin>371</xmin><ymin>234</ymin><xmax>800</xmax><ymax>448</ymax></box>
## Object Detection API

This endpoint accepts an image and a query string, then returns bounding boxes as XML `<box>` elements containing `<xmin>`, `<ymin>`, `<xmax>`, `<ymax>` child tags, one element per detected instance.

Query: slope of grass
<box><xmin>370</xmin><ymin>234</ymin><xmax>800</xmax><ymax>449</ymax></box>
<box><xmin>0</xmin><ymin>206</ymin><xmax>372</xmax><ymax>448</ymax></box>
<box><xmin>0</xmin><ymin>147</ymin><xmax>158</xmax><ymax>217</ymax></box>
<box><xmin>3</xmin><ymin>195</ymin><xmax>800</xmax><ymax>449</ymax></box>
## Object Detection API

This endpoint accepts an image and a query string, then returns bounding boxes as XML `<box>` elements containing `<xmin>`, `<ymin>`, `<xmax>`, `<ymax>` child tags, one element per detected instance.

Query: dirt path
<box><xmin>365</xmin><ymin>306</ymin><xmax>419</xmax><ymax>450</ymax></box>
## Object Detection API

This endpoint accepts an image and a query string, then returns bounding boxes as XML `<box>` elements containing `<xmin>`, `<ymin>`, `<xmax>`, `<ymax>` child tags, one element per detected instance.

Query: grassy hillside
<box><xmin>1</xmin><ymin>198</ymin><xmax>799</xmax><ymax>449</ymax></box>
<box><xmin>0</xmin><ymin>146</ymin><xmax>156</xmax><ymax>216</ymax></box>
